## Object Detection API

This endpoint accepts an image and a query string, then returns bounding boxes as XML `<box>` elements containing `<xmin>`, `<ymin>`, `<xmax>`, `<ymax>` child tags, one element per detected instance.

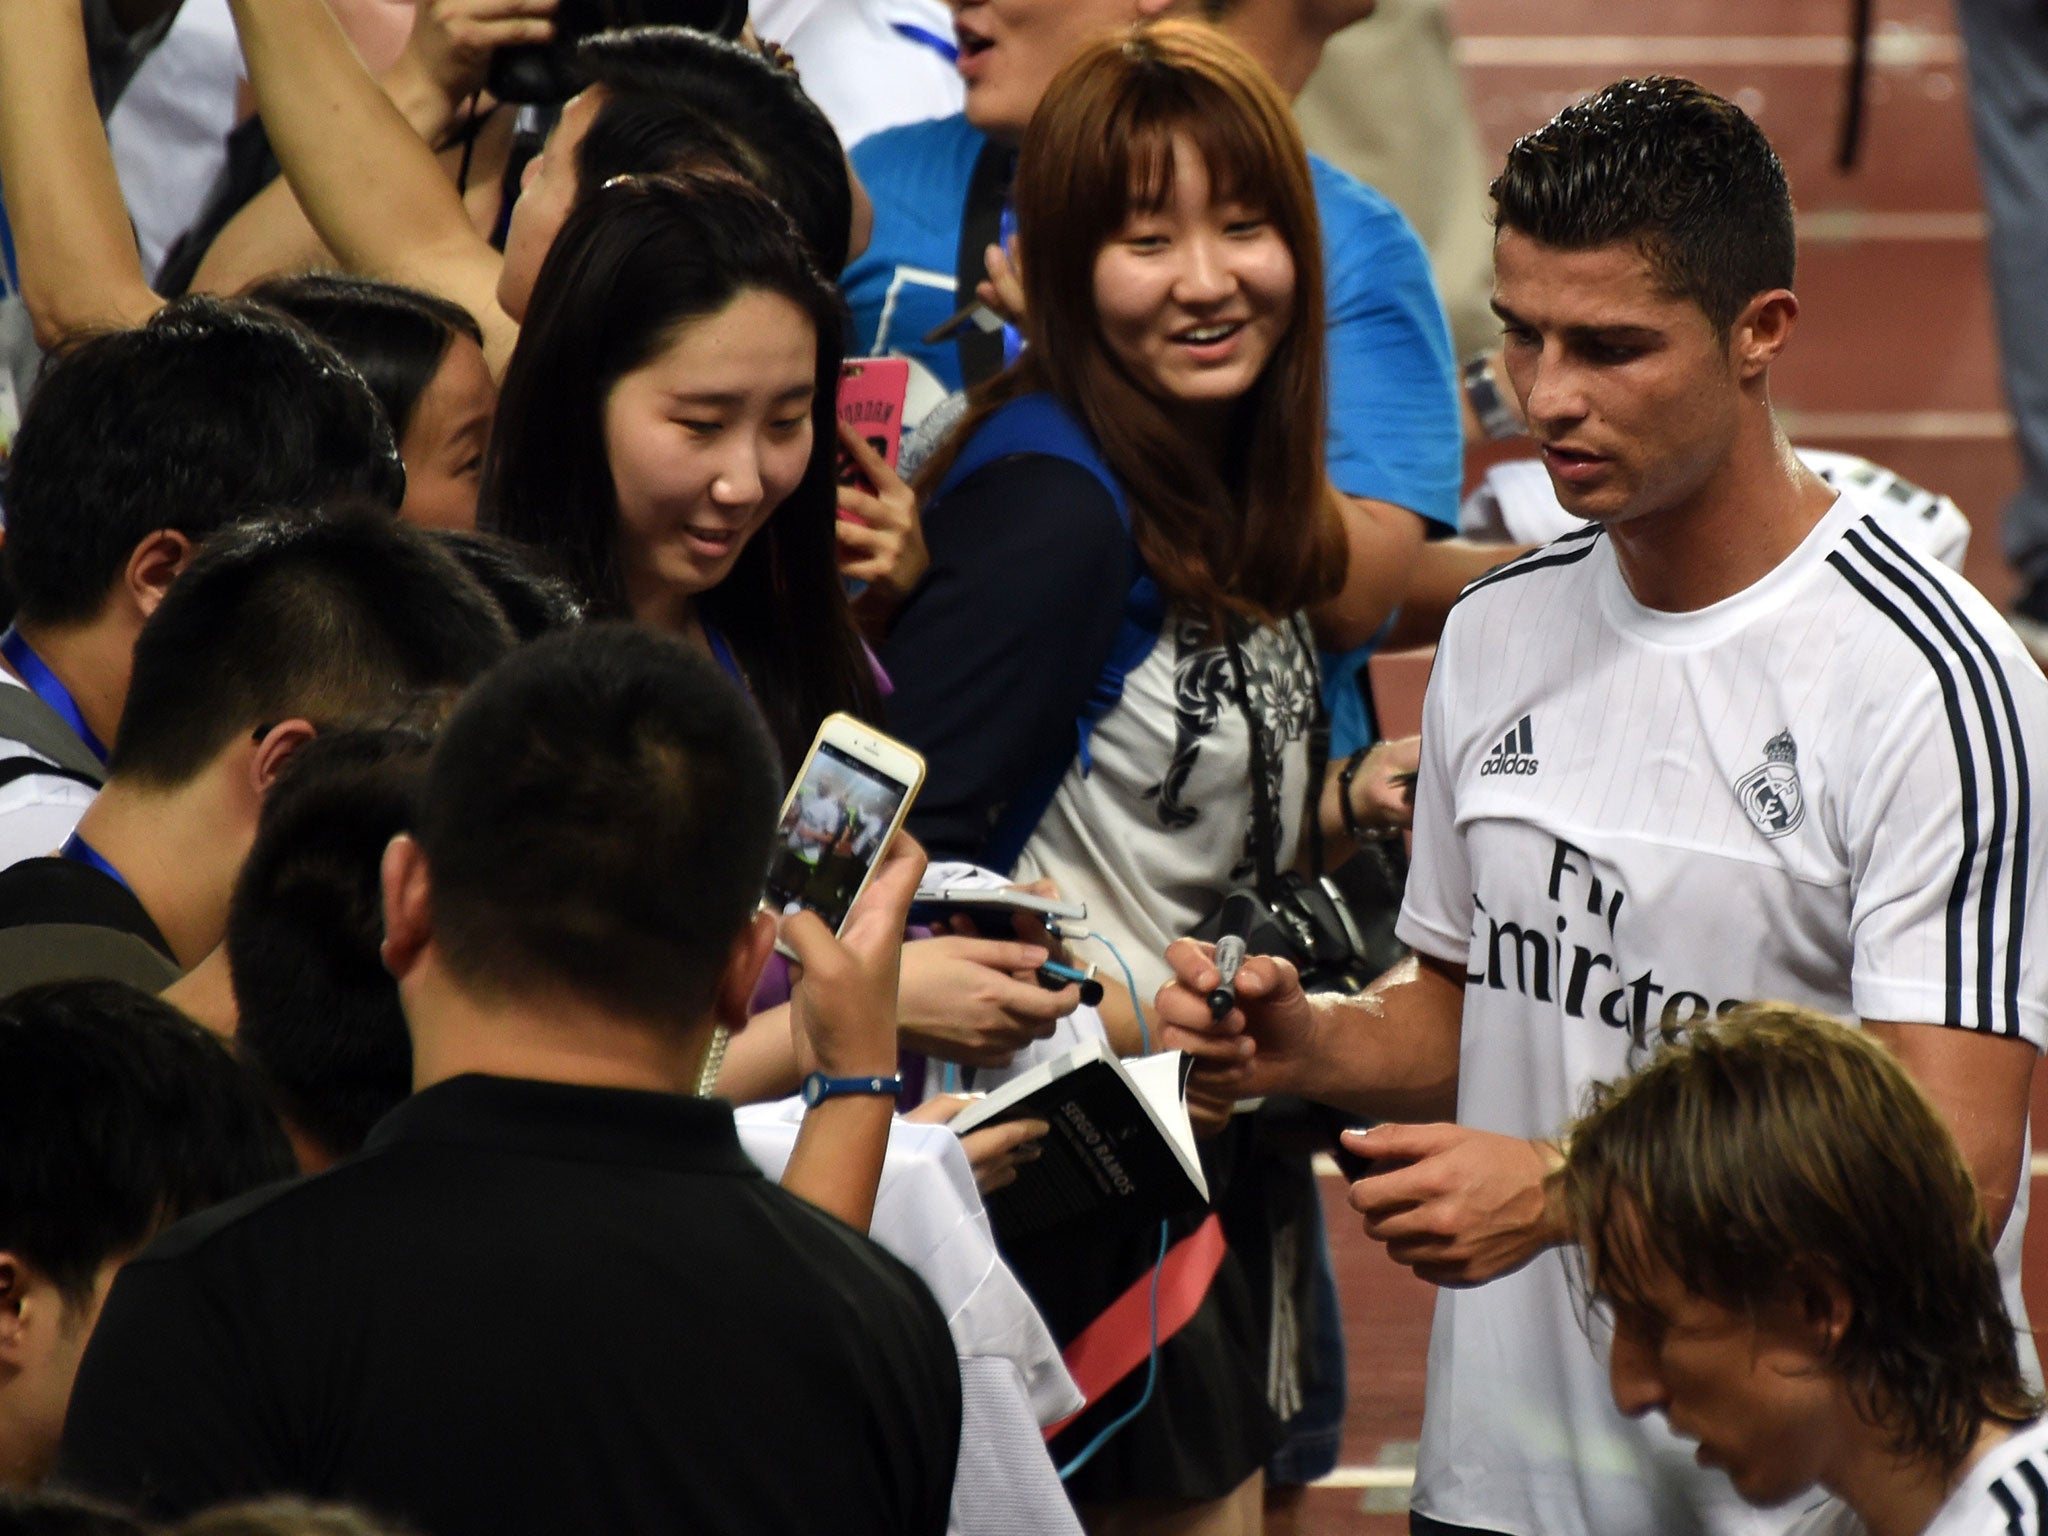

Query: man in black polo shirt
<box><xmin>0</xmin><ymin>980</ymin><xmax>294</xmax><ymax>1489</ymax></box>
<box><xmin>57</xmin><ymin>624</ymin><xmax>962</xmax><ymax>1535</ymax></box>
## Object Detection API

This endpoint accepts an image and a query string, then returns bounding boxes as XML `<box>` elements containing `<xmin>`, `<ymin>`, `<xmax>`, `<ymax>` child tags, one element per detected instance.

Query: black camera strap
<box><xmin>1221</xmin><ymin>623</ymin><xmax>1280</xmax><ymax>902</ymax></box>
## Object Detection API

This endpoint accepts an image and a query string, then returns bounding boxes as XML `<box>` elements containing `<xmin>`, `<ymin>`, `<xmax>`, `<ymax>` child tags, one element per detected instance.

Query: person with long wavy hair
<box><xmin>879</xmin><ymin>21</ymin><xmax>1345</xmax><ymax>1530</ymax></box>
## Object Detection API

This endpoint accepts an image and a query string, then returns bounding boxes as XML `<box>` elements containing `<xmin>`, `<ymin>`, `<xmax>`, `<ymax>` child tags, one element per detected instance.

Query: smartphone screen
<box><xmin>764</xmin><ymin>741</ymin><xmax>915</xmax><ymax>933</ymax></box>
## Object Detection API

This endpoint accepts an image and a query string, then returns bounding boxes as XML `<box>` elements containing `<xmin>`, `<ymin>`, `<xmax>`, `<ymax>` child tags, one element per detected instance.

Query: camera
<box><xmin>489</xmin><ymin>0</ymin><xmax>750</xmax><ymax>104</ymax></box>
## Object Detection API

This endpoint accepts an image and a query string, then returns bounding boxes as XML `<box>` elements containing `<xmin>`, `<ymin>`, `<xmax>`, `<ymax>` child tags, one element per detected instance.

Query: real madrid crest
<box><xmin>1735</xmin><ymin>729</ymin><xmax>1805</xmax><ymax>839</ymax></box>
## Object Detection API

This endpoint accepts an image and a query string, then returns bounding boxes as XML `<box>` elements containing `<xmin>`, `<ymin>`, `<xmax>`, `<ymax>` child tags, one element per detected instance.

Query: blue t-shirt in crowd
<box><xmin>842</xmin><ymin>113</ymin><xmax>1463</xmax><ymax>754</ymax></box>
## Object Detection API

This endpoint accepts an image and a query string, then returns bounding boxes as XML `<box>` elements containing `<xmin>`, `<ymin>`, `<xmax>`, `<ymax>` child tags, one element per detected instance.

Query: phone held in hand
<box><xmin>763</xmin><ymin>713</ymin><xmax>926</xmax><ymax>953</ymax></box>
<box><xmin>835</xmin><ymin>358</ymin><xmax>911</xmax><ymax>498</ymax></box>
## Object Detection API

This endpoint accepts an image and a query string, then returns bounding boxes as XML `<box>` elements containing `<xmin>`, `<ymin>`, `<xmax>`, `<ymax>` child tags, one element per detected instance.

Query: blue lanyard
<box><xmin>891</xmin><ymin>20</ymin><xmax>958</xmax><ymax>63</ymax></box>
<box><xmin>0</xmin><ymin>627</ymin><xmax>107</xmax><ymax>762</ymax></box>
<box><xmin>0</xmin><ymin>192</ymin><xmax>17</xmax><ymax>298</ymax></box>
<box><xmin>59</xmin><ymin>831</ymin><xmax>130</xmax><ymax>893</ymax></box>
<box><xmin>701</xmin><ymin>622</ymin><xmax>745</xmax><ymax>689</ymax></box>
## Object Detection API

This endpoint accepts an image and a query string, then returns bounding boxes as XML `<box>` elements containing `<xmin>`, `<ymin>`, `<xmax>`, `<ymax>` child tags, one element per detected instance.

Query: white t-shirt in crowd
<box><xmin>1015</xmin><ymin>615</ymin><xmax>1317</xmax><ymax>1003</ymax></box>
<box><xmin>107</xmin><ymin>0</ymin><xmax>243</xmax><ymax>281</ymax></box>
<box><xmin>1396</xmin><ymin>490</ymin><xmax>2048</xmax><ymax>1536</ymax></box>
<box><xmin>734</xmin><ymin>1105</ymin><xmax>1084</xmax><ymax>1536</ymax></box>
<box><xmin>0</xmin><ymin>672</ymin><xmax>98</xmax><ymax>869</ymax></box>
<box><xmin>750</xmin><ymin>0</ymin><xmax>963</xmax><ymax>149</ymax></box>
<box><xmin>1786</xmin><ymin>1417</ymin><xmax>2048</xmax><ymax>1536</ymax></box>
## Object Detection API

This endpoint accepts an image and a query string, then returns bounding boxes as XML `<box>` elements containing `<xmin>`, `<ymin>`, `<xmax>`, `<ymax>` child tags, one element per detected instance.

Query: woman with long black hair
<box><xmin>480</xmin><ymin>171</ymin><xmax>878</xmax><ymax>772</ymax></box>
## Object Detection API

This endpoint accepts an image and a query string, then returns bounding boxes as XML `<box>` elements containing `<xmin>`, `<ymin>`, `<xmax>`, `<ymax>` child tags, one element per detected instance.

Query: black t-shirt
<box><xmin>58</xmin><ymin>1074</ymin><xmax>962</xmax><ymax>1536</ymax></box>
<box><xmin>880</xmin><ymin>453</ymin><xmax>1133</xmax><ymax>862</ymax></box>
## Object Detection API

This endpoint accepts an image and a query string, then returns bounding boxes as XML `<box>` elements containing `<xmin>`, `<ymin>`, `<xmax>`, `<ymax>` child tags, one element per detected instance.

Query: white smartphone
<box><xmin>763</xmin><ymin>713</ymin><xmax>926</xmax><ymax>943</ymax></box>
<box><xmin>912</xmin><ymin>884</ymin><xmax>1086</xmax><ymax>922</ymax></box>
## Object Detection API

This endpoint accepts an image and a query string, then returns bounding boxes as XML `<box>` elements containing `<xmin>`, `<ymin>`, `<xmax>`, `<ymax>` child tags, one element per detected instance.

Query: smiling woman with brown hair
<box><xmin>877</xmin><ymin>21</ymin><xmax>1344</xmax><ymax>1531</ymax></box>
<box><xmin>886</xmin><ymin>20</ymin><xmax>1344</xmax><ymax>981</ymax></box>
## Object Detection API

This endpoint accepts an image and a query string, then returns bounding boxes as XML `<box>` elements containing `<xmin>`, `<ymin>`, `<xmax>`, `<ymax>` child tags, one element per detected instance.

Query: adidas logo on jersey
<box><xmin>1480</xmin><ymin>715</ymin><xmax>1539</xmax><ymax>777</ymax></box>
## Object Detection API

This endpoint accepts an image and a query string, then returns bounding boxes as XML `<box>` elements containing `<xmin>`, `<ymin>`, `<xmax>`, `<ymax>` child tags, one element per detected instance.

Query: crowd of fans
<box><xmin>0</xmin><ymin>2</ymin><xmax>2043</xmax><ymax>1535</ymax></box>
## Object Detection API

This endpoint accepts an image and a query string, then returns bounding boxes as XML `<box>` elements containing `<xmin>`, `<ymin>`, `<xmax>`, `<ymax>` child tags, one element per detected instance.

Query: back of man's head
<box><xmin>0</xmin><ymin>297</ymin><xmax>406</xmax><ymax>629</ymax></box>
<box><xmin>1490</xmin><ymin>76</ymin><xmax>1795</xmax><ymax>336</ymax></box>
<box><xmin>230</xmin><ymin>726</ymin><xmax>435</xmax><ymax>1164</ymax></box>
<box><xmin>416</xmin><ymin>623</ymin><xmax>781</xmax><ymax>1026</ymax></box>
<box><xmin>430</xmin><ymin>530</ymin><xmax>588</xmax><ymax>641</ymax></box>
<box><xmin>1564</xmin><ymin>1003</ymin><xmax>2039</xmax><ymax>1474</ymax></box>
<box><xmin>0</xmin><ymin>979</ymin><xmax>294</xmax><ymax>1306</ymax></box>
<box><xmin>574</xmin><ymin>28</ymin><xmax>853</xmax><ymax>275</ymax></box>
<box><xmin>108</xmin><ymin>506</ymin><xmax>514</xmax><ymax>789</ymax></box>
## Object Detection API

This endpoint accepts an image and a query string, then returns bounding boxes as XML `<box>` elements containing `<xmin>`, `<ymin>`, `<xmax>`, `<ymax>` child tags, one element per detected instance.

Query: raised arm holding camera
<box><xmin>222</xmin><ymin>0</ymin><xmax>856</xmax><ymax>380</ymax></box>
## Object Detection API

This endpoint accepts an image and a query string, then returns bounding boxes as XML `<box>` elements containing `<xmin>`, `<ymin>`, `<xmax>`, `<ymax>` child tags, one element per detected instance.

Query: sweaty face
<box><xmin>396</xmin><ymin>334</ymin><xmax>496</xmax><ymax>532</ymax></box>
<box><xmin>1493</xmin><ymin>230</ymin><xmax>1745</xmax><ymax>530</ymax></box>
<box><xmin>1091</xmin><ymin>137</ymin><xmax>1296</xmax><ymax>424</ymax></box>
<box><xmin>951</xmin><ymin>0</ymin><xmax>1147</xmax><ymax>143</ymax></box>
<box><xmin>603</xmin><ymin>288</ymin><xmax>818</xmax><ymax>628</ymax></box>
<box><xmin>1601</xmin><ymin>1248</ymin><xmax>1839</xmax><ymax>1509</ymax></box>
<box><xmin>497</xmin><ymin>88</ymin><xmax>605</xmax><ymax>322</ymax></box>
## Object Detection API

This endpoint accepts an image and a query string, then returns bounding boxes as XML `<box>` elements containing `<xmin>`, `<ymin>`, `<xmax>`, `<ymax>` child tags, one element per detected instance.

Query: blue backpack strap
<box><xmin>934</xmin><ymin>396</ymin><xmax>1166</xmax><ymax>873</ymax></box>
<box><xmin>932</xmin><ymin>394</ymin><xmax>1123</xmax><ymax>514</ymax></box>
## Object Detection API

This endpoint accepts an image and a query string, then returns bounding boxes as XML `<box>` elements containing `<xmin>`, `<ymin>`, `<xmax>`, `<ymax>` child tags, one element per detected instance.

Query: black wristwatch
<box><xmin>1338</xmin><ymin>745</ymin><xmax>1378</xmax><ymax>845</ymax></box>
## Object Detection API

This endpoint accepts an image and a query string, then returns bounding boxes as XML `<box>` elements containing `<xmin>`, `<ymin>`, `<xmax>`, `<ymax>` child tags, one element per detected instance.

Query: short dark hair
<box><xmin>229</xmin><ymin>726</ymin><xmax>434</xmax><ymax>1161</ymax></box>
<box><xmin>1489</xmin><ymin>76</ymin><xmax>1796</xmax><ymax>334</ymax></box>
<box><xmin>0</xmin><ymin>980</ymin><xmax>294</xmax><ymax>1304</ymax></box>
<box><xmin>1565</xmin><ymin>1003</ymin><xmax>2041</xmax><ymax>1474</ymax></box>
<box><xmin>430</xmin><ymin>530</ymin><xmax>588</xmax><ymax>640</ymax></box>
<box><xmin>108</xmin><ymin>506</ymin><xmax>515</xmax><ymax>787</ymax></box>
<box><xmin>172</xmin><ymin>1500</ymin><xmax>414</xmax><ymax>1536</ymax></box>
<box><xmin>480</xmin><ymin>172</ymin><xmax>877</xmax><ymax>775</ymax></box>
<box><xmin>416</xmin><ymin>623</ymin><xmax>781</xmax><ymax>1027</ymax></box>
<box><xmin>573</xmin><ymin>28</ymin><xmax>853</xmax><ymax>275</ymax></box>
<box><xmin>0</xmin><ymin>297</ymin><xmax>406</xmax><ymax>628</ymax></box>
<box><xmin>247</xmin><ymin>273</ymin><xmax>484</xmax><ymax>444</ymax></box>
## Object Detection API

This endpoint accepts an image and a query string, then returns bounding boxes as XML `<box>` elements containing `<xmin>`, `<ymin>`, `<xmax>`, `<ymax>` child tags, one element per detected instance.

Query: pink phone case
<box><xmin>836</xmin><ymin>357</ymin><xmax>911</xmax><ymax>500</ymax></box>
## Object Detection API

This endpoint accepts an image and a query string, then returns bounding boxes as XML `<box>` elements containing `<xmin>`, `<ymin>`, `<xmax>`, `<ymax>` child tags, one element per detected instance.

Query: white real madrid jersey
<box><xmin>1395</xmin><ymin>490</ymin><xmax>2048</xmax><ymax>1536</ymax></box>
<box><xmin>1783</xmin><ymin>1416</ymin><xmax>2048</xmax><ymax>1536</ymax></box>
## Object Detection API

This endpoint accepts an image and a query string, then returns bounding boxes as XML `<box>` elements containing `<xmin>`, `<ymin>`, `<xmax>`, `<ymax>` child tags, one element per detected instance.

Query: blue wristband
<box><xmin>800</xmin><ymin>1071</ymin><xmax>903</xmax><ymax>1107</ymax></box>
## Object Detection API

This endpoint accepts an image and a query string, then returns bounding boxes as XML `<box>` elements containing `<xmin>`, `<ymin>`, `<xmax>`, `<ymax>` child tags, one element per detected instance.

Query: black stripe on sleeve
<box><xmin>1825</xmin><ymin>548</ymin><xmax>1977</xmax><ymax>1031</ymax></box>
<box><xmin>1862</xmin><ymin>517</ymin><xmax>2034</xmax><ymax>1040</ymax></box>
<box><xmin>1843</xmin><ymin>522</ymin><xmax>2027</xmax><ymax>1037</ymax></box>
<box><xmin>2015</xmin><ymin>1457</ymin><xmax>2048</xmax><ymax>1536</ymax></box>
<box><xmin>1991</xmin><ymin>1475</ymin><xmax>2027</xmax><ymax>1536</ymax></box>
<box><xmin>1841</xmin><ymin>529</ymin><xmax>2008</xmax><ymax>1031</ymax></box>
<box><xmin>1453</xmin><ymin>525</ymin><xmax>1604</xmax><ymax>606</ymax></box>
